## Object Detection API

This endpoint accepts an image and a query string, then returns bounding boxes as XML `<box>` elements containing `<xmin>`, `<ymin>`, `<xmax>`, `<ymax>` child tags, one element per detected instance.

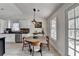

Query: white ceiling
<box><xmin>0</xmin><ymin>3</ymin><xmax>63</xmax><ymax>20</ymax></box>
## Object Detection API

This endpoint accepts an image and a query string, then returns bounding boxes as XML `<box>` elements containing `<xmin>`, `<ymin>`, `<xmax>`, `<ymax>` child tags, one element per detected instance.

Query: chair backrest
<box><xmin>22</xmin><ymin>37</ymin><xmax>29</xmax><ymax>43</ymax></box>
<box><xmin>45</xmin><ymin>36</ymin><xmax>49</xmax><ymax>45</ymax></box>
<box><xmin>22</xmin><ymin>37</ymin><xmax>25</xmax><ymax>41</ymax></box>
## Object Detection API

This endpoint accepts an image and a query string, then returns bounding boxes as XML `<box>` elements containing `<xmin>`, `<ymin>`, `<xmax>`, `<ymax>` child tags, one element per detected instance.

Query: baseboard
<box><xmin>49</xmin><ymin>42</ymin><xmax>62</xmax><ymax>56</ymax></box>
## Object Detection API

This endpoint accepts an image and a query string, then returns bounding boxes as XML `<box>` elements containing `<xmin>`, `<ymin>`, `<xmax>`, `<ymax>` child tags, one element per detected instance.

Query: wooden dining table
<box><xmin>23</xmin><ymin>36</ymin><xmax>47</xmax><ymax>55</ymax></box>
<box><xmin>24</xmin><ymin>36</ymin><xmax>47</xmax><ymax>44</ymax></box>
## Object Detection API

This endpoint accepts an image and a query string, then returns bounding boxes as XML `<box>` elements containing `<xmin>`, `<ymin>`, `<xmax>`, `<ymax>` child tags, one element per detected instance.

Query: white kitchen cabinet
<box><xmin>5</xmin><ymin>34</ymin><xmax>15</xmax><ymax>43</ymax></box>
<box><xmin>0</xmin><ymin>34</ymin><xmax>15</xmax><ymax>43</ymax></box>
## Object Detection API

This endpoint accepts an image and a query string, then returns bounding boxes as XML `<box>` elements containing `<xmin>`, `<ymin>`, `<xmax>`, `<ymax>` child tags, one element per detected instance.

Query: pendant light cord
<box><xmin>33</xmin><ymin>8</ymin><xmax>36</xmax><ymax>20</ymax></box>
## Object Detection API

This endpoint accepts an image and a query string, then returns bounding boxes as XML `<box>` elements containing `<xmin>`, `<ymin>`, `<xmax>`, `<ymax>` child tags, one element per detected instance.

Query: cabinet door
<box><xmin>0</xmin><ymin>40</ymin><xmax>3</xmax><ymax>56</ymax></box>
<box><xmin>5</xmin><ymin>34</ymin><xmax>15</xmax><ymax>43</ymax></box>
<box><xmin>15</xmin><ymin>34</ymin><xmax>22</xmax><ymax>43</ymax></box>
<box><xmin>0</xmin><ymin>38</ymin><xmax>5</xmax><ymax>56</ymax></box>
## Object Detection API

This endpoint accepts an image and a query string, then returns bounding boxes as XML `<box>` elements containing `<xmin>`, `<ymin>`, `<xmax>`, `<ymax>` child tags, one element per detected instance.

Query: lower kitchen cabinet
<box><xmin>15</xmin><ymin>34</ymin><xmax>22</xmax><ymax>43</ymax></box>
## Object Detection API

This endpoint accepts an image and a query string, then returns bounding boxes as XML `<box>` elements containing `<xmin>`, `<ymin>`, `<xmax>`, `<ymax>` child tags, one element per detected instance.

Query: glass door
<box><xmin>67</xmin><ymin>4</ymin><xmax>79</xmax><ymax>56</ymax></box>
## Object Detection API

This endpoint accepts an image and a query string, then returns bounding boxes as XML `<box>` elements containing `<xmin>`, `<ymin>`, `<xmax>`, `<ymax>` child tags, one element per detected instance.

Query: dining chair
<box><xmin>22</xmin><ymin>37</ymin><xmax>29</xmax><ymax>51</ymax></box>
<box><xmin>30</xmin><ymin>41</ymin><xmax>42</xmax><ymax>56</ymax></box>
<box><xmin>42</xmin><ymin>35</ymin><xmax>50</xmax><ymax>50</ymax></box>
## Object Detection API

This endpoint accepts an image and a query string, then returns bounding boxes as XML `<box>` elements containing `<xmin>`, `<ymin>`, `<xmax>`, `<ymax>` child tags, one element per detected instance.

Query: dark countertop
<box><xmin>1</xmin><ymin>32</ymin><xmax>29</xmax><ymax>34</ymax></box>
<box><xmin>1</xmin><ymin>33</ymin><xmax>28</xmax><ymax>34</ymax></box>
<box><xmin>0</xmin><ymin>37</ymin><xmax>5</xmax><ymax>39</ymax></box>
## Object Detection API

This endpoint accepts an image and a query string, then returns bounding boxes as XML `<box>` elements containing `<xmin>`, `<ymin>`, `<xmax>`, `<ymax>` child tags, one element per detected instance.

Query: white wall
<box><xmin>20</xmin><ymin>18</ymin><xmax>47</xmax><ymax>36</ymax></box>
<box><xmin>47</xmin><ymin>3</ymin><xmax>75</xmax><ymax>55</ymax></box>
<box><xmin>6</xmin><ymin>18</ymin><xmax>47</xmax><ymax>36</ymax></box>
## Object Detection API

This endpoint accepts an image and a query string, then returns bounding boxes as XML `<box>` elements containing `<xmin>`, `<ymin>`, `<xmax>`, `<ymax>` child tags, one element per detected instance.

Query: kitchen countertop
<box><xmin>0</xmin><ymin>37</ymin><xmax>5</xmax><ymax>39</ymax></box>
<box><xmin>1</xmin><ymin>33</ymin><xmax>28</xmax><ymax>34</ymax></box>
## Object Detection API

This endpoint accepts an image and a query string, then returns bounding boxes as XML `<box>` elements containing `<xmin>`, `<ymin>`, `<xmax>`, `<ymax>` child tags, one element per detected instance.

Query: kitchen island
<box><xmin>0</xmin><ymin>33</ymin><xmax>30</xmax><ymax>43</ymax></box>
<box><xmin>0</xmin><ymin>37</ymin><xmax>5</xmax><ymax>56</ymax></box>
<box><xmin>3</xmin><ymin>28</ymin><xmax>30</xmax><ymax>43</ymax></box>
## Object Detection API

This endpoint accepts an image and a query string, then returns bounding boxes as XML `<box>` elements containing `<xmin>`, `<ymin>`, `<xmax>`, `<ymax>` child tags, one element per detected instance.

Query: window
<box><xmin>50</xmin><ymin>17</ymin><xmax>57</xmax><ymax>40</ymax></box>
<box><xmin>67</xmin><ymin>4</ymin><xmax>79</xmax><ymax>56</ymax></box>
<box><xmin>12</xmin><ymin>23</ymin><xmax>20</xmax><ymax>31</ymax></box>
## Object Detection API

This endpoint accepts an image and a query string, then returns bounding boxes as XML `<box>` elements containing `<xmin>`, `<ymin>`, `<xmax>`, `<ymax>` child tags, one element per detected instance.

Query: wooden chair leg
<box><xmin>29</xmin><ymin>43</ymin><xmax>32</xmax><ymax>55</ymax></box>
<box><xmin>32</xmin><ymin>46</ymin><xmax>34</xmax><ymax>56</ymax></box>
<box><xmin>39</xmin><ymin>49</ymin><xmax>42</xmax><ymax>56</ymax></box>
<box><xmin>22</xmin><ymin>44</ymin><xmax>24</xmax><ymax>51</ymax></box>
<box><xmin>40</xmin><ymin>43</ymin><xmax>42</xmax><ymax>56</ymax></box>
<box><xmin>48</xmin><ymin>44</ymin><xmax>50</xmax><ymax>51</ymax></box>
<box><xmin>41</xmin><ymin>50</ymin><xmax>42</xmax><ymax>56</ymax></box>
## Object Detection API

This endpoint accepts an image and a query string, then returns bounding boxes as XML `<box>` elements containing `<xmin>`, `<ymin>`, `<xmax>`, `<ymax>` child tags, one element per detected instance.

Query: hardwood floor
<box><xmin>49</xmin><ymin>43</ymin><xmax>61</xmax><ymax>56</ymax></box>
<box><xmin>4</xmin><ymin>42</ymin><xmax>60</xmax><ymax>56</ymax></box>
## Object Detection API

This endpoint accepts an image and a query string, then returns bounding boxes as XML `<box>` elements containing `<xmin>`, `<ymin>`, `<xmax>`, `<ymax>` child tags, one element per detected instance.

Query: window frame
<box><xmin>50</xmin><ymin>17</ymin><xmax>57</xmax><ymax>40</ymax></box>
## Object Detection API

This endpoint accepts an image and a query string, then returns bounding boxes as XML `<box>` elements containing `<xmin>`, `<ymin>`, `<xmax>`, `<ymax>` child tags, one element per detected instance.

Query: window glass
<box><xmin>75</xmin><ymin>6</ymin><xmax>79</xmax><ymax>17</ymax></box>
<box><xmin>76</xmin><ymin>18</ymin><xmax>79</xmax><ymax>29</ymax></box>
<box><xmin>76</xmin><ymin>30</ymin><xmax>79</xmax><ymax>51</ymax></box>
<box><xmin>68</xmin><ymin>48</ymin><xmax>74</xmax><ymax>56</ymax></box>
<box><xmin>76</xmin><ymin>52</ymin><xmax>79</xmax><ymax>56</ymax></box>
<box><xmin>68</xmin><ymin>39</ymin><xmax>74</xmax><ymax>48</ymax></box>
<box><xmin>67</xmin><ymin>5</ymin><xmax>79</xmax><ymax>56</ymax></box>
<box><xmin>76</xmin><ymin>30</ymin><xmax>79</xmax><ymax>39</ymax></box>
<box><xmin>68</xmin><ymin>9</ymin><xmax>74</xmax><ymax>19</ymax></box>
<box><xmin>68</xmin><ymin>19</ymin><xmax>74</xmax><ymax>29</ymax></box>
<box><xmin>68</xmin><ymin>30</ymin><xmax>75</xmax><ymax>39</ymax></box>
<box><xmin>76</xmin><ymin>41</ymin><xmax>79</xmax><ymax>52</ymax></box>
<box><xmin>50</xmin><ymin>17</ymin><xmax>57</xmax><ymax>40</ymax></box>
<box><xmin>12</xmin><ymin>23</ymin><xmax>20</xmax><ymax>31</ymax></box>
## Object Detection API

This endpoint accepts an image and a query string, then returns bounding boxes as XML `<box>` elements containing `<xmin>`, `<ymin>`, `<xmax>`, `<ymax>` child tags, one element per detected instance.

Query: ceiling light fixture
<box><xmin>32</xmin><ymin>8</ymin><xmax>37</xmax><ymax>24</ymax></box>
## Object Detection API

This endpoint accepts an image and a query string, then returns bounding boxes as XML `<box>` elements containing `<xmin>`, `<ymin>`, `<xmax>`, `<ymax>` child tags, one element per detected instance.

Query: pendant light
<box><xmin>32</xmin><ymin>8</ymin><xmax>37</xmax><ymax>24</ymax></box>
